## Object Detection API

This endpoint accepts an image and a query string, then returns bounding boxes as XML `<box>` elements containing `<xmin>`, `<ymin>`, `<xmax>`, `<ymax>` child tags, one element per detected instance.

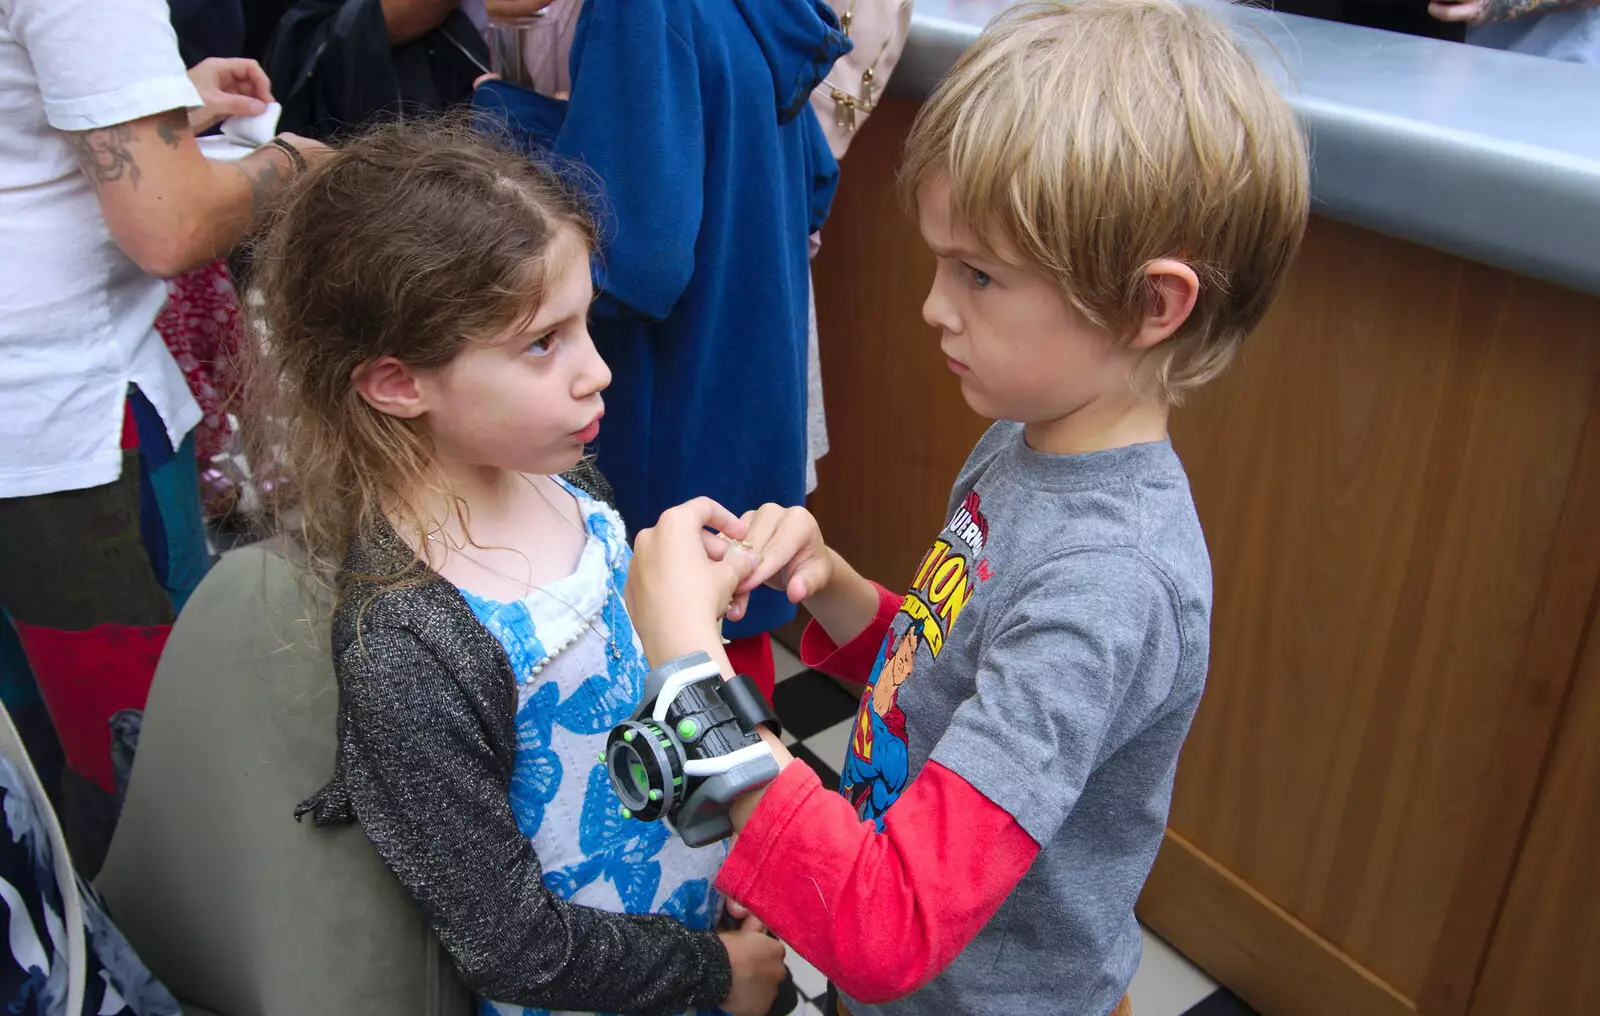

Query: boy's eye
<box><xmin>525</xmin><ymin>332</ymin><xmax>556</xmax><ymax>357</ymax></box>
<box><xmin>965</xmin><ymin>264</ymin><xmax>992</xmax><ymax>289</ymax></box>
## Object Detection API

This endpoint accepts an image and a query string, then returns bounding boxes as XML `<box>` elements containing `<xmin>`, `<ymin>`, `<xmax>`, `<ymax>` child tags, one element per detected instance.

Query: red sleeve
<box><xmin>799</xmin><ymin>582</ymin><xmax>903</xmax><ymax>684</ymax></box>
<box><xmin>714</xmin><ymin>760</ymin><xmax>1038</xmax><ymax>1004</ymax></box>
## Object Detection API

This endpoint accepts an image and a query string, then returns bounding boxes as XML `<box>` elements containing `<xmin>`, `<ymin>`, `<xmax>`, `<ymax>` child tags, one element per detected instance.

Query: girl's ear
<box><xmin>353</xmin><ymin>357</ymin><xmax>427</xmax><ymax>419</ymax></box>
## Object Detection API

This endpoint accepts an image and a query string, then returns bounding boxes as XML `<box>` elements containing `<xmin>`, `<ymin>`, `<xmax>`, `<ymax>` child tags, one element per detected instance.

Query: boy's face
<box><xmin>916</xmin><ymin>175</ymin><xmax>1146</xmax><ymax>444</ymax></box>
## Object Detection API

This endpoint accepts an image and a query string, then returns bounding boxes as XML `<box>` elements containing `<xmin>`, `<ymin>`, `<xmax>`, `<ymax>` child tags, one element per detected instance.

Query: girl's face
<box><xmin>418</xmin><ymin>226</ymin><xmax>611</xmax><ymax>477</ymax></box>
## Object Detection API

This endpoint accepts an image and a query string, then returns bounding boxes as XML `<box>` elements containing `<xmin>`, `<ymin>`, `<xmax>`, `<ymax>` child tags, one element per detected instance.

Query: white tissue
<box><xmin>220</xmin><ymin>101</ymin><xmax>282</xmax><ymax>148</ymax></box>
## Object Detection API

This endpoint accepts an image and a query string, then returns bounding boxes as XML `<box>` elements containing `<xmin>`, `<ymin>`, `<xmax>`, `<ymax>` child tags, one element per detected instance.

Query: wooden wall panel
<box><xmin>1420</xmin><ymin>377</ymin><xmax>1600</xmax><ymax>1013</ymax></box>
<box><xmin>1139</xmin><ymin>830</ymin><xmax>1415</xmax><ymax>1016</ymax></box>
<box><xmin>1466</xmin><ymin>581</ymin><xmax>1600</xmax><ymax>1016</ymax></box>
<box><xmin>1166</xmin><ymin>222</ymin><xmax>1600</xmax><ymax>1003</ymax></box>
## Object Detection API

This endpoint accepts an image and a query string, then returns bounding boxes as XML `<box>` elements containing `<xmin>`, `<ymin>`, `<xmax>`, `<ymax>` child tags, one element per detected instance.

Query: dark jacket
<box><xmin>264</xmin><ymin>0</ymin><xmax>489</xmax><ymax>140</ymax></box>
<box><xmin>473</xmin><ymin>0</ymin><xmax>847</xmax><ymax>638</ymax></box>
<box><xmin>167</xmin><ymin>0</ymin><xmax>245</xmax><ymax>65</ymax></box>
<box><xmin>295</xmin><ymin>467</ymin><xmax>731</xmax><ymax>1015</ymax></box>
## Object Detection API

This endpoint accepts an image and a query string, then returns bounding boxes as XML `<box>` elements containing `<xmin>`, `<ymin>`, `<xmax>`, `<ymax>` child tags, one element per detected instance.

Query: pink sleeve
<box><xmin>798</xmin><ymin>582</ymin><xmax>903</xmax><ymax>685</ymax></box>
<box><xmin>714</xmin><ymin>760</ymin><xmax>1039</xmax><ymax>1004</ymax></box>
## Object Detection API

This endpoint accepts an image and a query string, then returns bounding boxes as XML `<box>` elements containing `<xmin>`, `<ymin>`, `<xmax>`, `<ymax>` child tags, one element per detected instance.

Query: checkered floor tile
<box><xmin>766</xmin><ymin>642</ymin><xmax>1254</xmax><ymax>1016</ymax></box>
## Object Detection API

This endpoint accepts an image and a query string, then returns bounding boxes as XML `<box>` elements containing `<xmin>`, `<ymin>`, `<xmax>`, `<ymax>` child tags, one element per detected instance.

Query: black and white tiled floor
<box><xmin>768</xmin><ymin>643</ymin><xmax>1257</xmax><ymax>1016</ymax></box>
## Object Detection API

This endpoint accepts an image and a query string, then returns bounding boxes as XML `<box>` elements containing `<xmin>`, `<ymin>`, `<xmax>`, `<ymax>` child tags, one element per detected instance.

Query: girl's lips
<box><xmin>946</xmin><ymin>356</ymin><xmax>968</xmax><ymax>374</ymax></box>
<box><xmin>573</xmin><ymin>415</ymin><xmax>603</xmax><ymax>443</ymax></box>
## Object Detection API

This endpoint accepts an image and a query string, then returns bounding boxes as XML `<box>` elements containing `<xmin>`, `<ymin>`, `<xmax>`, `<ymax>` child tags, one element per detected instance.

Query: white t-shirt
<box><xmin>0</xmin><ymin>0</ymin><xmax>204</xmax><ymax>498</ymax></box>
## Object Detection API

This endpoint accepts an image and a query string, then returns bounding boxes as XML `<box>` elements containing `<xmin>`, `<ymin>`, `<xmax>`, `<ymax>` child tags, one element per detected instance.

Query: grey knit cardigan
<box><xmin>295</xmin><ymin>466</ymin><xmax>732</xmax><ymax>1014</ymax></box>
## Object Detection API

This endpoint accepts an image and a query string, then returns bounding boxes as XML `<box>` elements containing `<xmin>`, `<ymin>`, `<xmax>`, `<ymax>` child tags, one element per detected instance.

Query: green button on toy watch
<box><xmin>604</xmin><ymin>652</ymin><xmax>783</xmax><ymax>847</ymax></box>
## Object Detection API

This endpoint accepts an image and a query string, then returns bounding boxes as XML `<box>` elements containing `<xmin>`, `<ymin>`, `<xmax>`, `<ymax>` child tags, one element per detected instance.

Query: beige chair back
<box><xmin>97</xmin><ymin>544</ymin><xmax>471</xmax><ymax>1016</ymax></box>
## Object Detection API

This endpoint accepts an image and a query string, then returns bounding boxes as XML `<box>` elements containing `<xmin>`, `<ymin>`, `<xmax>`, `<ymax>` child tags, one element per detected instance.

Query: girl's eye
<box><xmin>525</xmin><ymin>332</ymin><xmax>556</xmax><ymax>357</ymax></box>
<box><xmin>965</xmin><ymin>264</ymin><xmax>992</xmax><ymax>289</ymax></box>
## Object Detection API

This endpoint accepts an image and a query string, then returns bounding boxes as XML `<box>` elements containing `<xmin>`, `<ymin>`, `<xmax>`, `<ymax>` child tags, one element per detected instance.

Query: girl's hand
<box><xmin>718</xmin><ymin>926</ymin><xmax>787</xmax><ymax>1016</ymax></box>
<box><xmin>724</xmin><ymin>899</ymin><xmax>766</xmax><ymax>935</ymax></box>
<box><xmin>627</xmin><ymin>498</ymin><xmax>757</xmax><ymax>666</ymax></box>
<box><xmin>725</xmin><ymin>504</ymin><xmax>835</xmax><ymax>621</ymax></box>
<box><xmin>186</xmin><ymin>58</ymin><xmax>274</xmax><ymax>133</ymax></box>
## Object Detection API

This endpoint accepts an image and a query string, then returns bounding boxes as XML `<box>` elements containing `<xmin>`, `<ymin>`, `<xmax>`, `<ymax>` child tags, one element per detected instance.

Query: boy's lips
<box><xmin>573</xmin><ymin>413</ymin><xmax>603</xmax><ymax>443</ymax></box>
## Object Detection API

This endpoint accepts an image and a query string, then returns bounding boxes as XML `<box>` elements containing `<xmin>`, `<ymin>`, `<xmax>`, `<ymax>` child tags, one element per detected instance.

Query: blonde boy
<box><xmin>631</xmin><ymin>2</ymin><xmax>1309</xmax><ymax>1014</ymax></box>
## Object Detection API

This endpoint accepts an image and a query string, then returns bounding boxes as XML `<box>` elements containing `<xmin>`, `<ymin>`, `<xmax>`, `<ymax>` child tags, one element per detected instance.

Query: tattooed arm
<box><xmin>1430</xmin><ymin>0</ymin><xmax>1600</xmax><ymax>24</ymax></box>
<box><xmin>67</xmin><ymin>109</ymin><xmax>324</xmax><ymax>278</ymax></box>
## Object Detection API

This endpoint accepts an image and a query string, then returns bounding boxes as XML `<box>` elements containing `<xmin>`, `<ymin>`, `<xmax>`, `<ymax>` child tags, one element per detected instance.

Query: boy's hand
<box><xmin>729</xmin><ymin>504</ymin><xmax>835</xmax><ymax>620</ymax></box>
<box><xmin>718</xmin><ymin>925</ymin><xmax>787</xmax><ymax>1016</ymax></box>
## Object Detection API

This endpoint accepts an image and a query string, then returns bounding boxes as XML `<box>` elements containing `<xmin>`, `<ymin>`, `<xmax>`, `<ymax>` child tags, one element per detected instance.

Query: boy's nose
<box><xmin>922</xmin><ymin>281</ymin><xmax>960</xmax><ymax>334</ymax></box>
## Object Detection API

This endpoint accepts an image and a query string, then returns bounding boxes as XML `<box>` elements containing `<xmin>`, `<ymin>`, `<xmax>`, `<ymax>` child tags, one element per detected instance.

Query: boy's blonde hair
<box><xmin>901</xmin><ymin>0</ymin><xmax>1310</xmax><ymax>402</ymax></box>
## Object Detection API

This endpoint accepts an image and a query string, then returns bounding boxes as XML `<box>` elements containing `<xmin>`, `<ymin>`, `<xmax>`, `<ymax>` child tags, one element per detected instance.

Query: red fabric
<box><xmin>716</xmin><ymin>759</ymin><xmax>1038</xmax><ymax>1004</ymax></box>
<box><xmin>798</xmin><ymin>582</ymin><xmax>903</xmax><ymax>684</ymax></box>
<box><xmin>154</xmin><ymin>260</ymin><xmax>242</xmax><ymax>461</ymax></box>
<box><xmin>121</xmin><ymin>401</ymin><xmax>139</xmax><ymax>451</ymax></box>
<box><xmin>725</xmin><ymin>631</ymin><xmax>775</xmax><ymax>702</ymax></box>
<box><xmin>879</xmin><ymin>704</ymin><xmax>907</xmax><ymax>742</ymax></box>
<box><xmin>10</xmin><ymin>621</ymin><xmax>170</xmax><ymax>793</ymax></box>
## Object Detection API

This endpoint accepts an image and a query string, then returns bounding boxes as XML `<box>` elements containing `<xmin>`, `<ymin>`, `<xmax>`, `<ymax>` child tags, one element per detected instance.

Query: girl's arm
<box><xmin>327</xmin><ymin>627</ymin><xmax>732</xmax><ymax>1014</ymax></box>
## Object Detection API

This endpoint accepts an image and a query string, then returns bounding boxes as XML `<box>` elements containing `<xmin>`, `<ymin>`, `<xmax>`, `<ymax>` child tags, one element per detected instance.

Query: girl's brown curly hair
<box><xmin>241</xmin><ymin>118</ymin><xmax>597</xmax><ymax>601</ymax></box>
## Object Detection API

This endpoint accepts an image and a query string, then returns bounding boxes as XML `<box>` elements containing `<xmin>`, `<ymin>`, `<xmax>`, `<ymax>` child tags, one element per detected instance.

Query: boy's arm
<box><xmin>798</xmin><ymin>549</ymin><xmax>903</xmax><ymax>683</ymax></box>
<box><xmin>718</xmin><ymin>551</ymin><xmax>1181</xmax><ymax>1002</ymax></box>
<box><xmin>720</xmin><ymin>759</ymin><xmax>1038</xmax><ymax>1004</ymax></box>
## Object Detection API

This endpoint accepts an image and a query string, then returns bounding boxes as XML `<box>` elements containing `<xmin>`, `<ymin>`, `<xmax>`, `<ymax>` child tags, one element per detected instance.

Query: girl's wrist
<box><xmin>646</xmin><ymin>629</ymin><xmax>734</xmax><ymax>675</ymax></box>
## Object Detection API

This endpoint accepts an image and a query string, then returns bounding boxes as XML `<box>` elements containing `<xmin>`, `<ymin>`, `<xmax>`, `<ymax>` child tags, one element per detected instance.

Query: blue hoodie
<box><xmin>476</xmin><ymin>0</ymin><xmax>848</xmax><ymax>637</ymax></box>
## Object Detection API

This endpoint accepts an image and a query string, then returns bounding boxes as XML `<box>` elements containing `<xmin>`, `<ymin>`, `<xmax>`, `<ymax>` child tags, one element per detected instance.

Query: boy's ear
<box><xmin>353</xmin><ymin>357</ymin><xmax>427</xmax><ymax>419</ymax></box>
<box><xmin>1131</xmin><ymin>258</ymin><xmax>1201</xmax><ymax>351</ymax></box>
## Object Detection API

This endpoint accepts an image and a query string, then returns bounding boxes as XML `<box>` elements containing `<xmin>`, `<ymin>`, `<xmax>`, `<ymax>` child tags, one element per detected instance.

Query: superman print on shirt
<box><xmin>839</xmin><ymin>491</ymin><xmax>993</xmax><ymax>829</ymax></box>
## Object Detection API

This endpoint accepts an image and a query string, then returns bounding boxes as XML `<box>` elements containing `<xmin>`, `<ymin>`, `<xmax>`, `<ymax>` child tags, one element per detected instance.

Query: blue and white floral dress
<box><xmin>458</xmin><ymin>479</ymin><xmax>726</xmax><ymax>1016</ymax></box>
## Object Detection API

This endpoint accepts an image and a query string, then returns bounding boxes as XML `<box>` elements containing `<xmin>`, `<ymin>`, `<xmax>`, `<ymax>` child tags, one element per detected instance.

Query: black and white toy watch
<box><xmin>604</xmin><ymin>652</ymin><xmax>782</xmax><ymax>847</ymax></box>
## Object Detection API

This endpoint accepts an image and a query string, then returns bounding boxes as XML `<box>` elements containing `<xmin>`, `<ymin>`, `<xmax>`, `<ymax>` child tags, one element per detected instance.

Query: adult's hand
<box><xmin>485</xmin><ymin>0</ymin><xmax>557</xmax><ymax>19</ymax></box>
<box><xmin>1428</xmin><ymin>0</ymin><xmax>1492</xmax><ymax>23</ymax></box>
<box><xmin>186</xmin><ymin>57</ymin><xmax>273</xmax><ymax>134</ymax></box>
<box><xmin>1427</xmin><ymin>0</ymin><xmax>1591</xmax><ymax>23</ymax></box>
